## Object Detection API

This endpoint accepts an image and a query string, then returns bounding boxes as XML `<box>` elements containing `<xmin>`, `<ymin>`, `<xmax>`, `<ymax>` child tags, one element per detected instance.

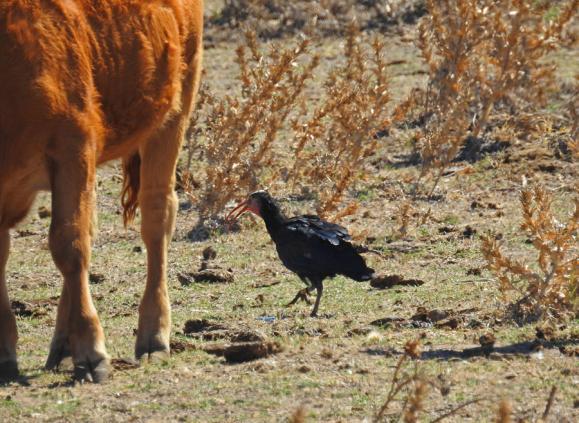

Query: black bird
<box><xmin>226</xmin><ymin>191</ymin><xmax>374</xmax><ymax>317</ymax></box>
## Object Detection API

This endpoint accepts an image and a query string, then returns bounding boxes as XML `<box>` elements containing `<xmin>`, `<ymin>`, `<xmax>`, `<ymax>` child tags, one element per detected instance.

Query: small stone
<box><xmin>202</xmin><ymin>246</ymin><xmax>217</xmax><ymax>261</ymax></box>
<box><xmin>89</xmin><ymin>273</ymin><xmax>105</xmax><ymax>284</ymax></box>
<box><xmin>479</xmin><ymin>333</ymin><xmax>496</xmax><ymax>349</ymax></box>
<box><xmin>38</xmin><ymin>206</ymin><xmax>51</xmax><ymax>218</ymax></box>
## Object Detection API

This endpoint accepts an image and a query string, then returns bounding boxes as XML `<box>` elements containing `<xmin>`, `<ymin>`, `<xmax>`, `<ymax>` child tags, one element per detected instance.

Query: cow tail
<box><xmin>121</xmin><ymin>152</ymin><xmax>141</xmax><ymax>226</ymax></box>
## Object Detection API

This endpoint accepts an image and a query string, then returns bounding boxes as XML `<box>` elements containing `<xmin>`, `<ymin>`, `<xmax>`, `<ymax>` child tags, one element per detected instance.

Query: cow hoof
<box><xmin>45</xmin><ymin>343</ymin><xmax>72</xmax><ymax>370</ymax></box>
<box><xmin>73</xmin><ymin>358</ymin><xmax>110</xmax><ymax>383</ymax></box>
<box><xmin>0</xmin><ymin>360</ymin><xmax>19</xmax><ymax>382</ymax></box>
<box><xmin>135</xmin><ymin>342</ymin><xmax>170</xmax><ymax>364</ymax></box>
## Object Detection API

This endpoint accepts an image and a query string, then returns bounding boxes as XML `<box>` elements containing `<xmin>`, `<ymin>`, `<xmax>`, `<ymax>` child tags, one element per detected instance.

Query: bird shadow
<box><xmin>362</xmin><ymin>338</ymin><xmax>577</xmax><ymax>361</ymax></box>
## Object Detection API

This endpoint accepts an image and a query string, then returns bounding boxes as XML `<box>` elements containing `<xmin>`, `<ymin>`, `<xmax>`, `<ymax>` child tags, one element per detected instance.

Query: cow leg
<box><xmin>46</xmin><ymin>188</ymin><xmax>96</xmax><ymax>367</ymax></box>
<box><xmin>0</xmin><ymin>230</ymin><xmax>18</xmax><ymax>380</ymax></box>
<box><xmin>45</xmin><ymin>144</ymin><xmax>109</xmax><ymax>382</ymax></box>
<box><xmin>135</xmin><ymin>120</ymin><xmax>183</xmax><ymax>363</ymax></box>
<box><xmin>135</xmin><ymin>44</ymin><xmax>201</xmax><ymax>362</ymax></box>
<box><xmin>45</xmin><ymin>282</ymin><xmax>72</xmax><ymax>369</ymax></box>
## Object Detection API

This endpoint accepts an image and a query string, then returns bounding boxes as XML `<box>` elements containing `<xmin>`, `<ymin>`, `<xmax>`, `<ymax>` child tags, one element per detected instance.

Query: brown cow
<box><xmin>0</xmin><ymin>0</ymin><xmax>203</xmax><ymax>382</ymax></box>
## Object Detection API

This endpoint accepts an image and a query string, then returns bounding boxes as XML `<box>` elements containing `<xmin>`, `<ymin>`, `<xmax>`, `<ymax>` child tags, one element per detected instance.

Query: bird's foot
<box><xmin>286</xmin><ymin>288</ymin><xmax>313</xmax><ymax>307</ymax></box>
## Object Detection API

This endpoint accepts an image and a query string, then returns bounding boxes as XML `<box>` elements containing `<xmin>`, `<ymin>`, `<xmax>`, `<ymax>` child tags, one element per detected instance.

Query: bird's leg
<box><xmin>286</xmin><ymin>288</ymin><xmax>313</xmax><ymax>307</ymax></box>
<box><xmin>286</xmin><ymin>277</ymin><xmax>314</xmax><ymax>307</ymax></box>
<box><xmin>310</xmin><ymin>282</ymin><xmax>323</xmax><ymax>317</ymax></box>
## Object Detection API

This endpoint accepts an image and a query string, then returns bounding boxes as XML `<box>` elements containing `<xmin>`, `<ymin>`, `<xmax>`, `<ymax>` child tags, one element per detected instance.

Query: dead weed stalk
<box><xmin>374</xmin><ymin>339</ymin><xmax>483</xmax><ymax>422</ymax></box>
<box><xmin>374</xmin><ymin>339</ymin><xmax>424</xmax><ymax>422</ymax></box>
<box><xmin>495</xmin><ymin>399</ymin><xmax>512</xmax><ymax>423</ymax></box>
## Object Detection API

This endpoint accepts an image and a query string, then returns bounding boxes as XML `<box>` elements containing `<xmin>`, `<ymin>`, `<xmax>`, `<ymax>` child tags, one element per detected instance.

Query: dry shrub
<box><xmin>374</xmin><ymin>342</ymin><xmax>562</xmax><ymax>422</ymax></box>
<box><xmin>287</xmin><ymin>23</ymin><xmax>391</xmax><ymax>218</ymax></box>
<box><xmin>481</xmin><ymin>185</ymin><xmax>579</xmax><ymax>321</ymax></box>
<box><xmin>195</xmin><ymin>31</ymin><xmax>319</xmax><ymax>218</ymax></box>
<box><xmin>406</xmin><ymin>0</ymin><xmax>578</xmax><ymax>193</ymax></box>
<box><xmin>190</xmin><ymin>25</ymin><xmax>391</xmax><ymax>221</ymax></box>
<box><xmin>179</xmin><ymin>80</ymin><xmax>211</xmax><ymax>194</ymax></box>
<box><xmin>374</xmin><ymin>339</ymin><xmax>481</xmax><ymax>422</ymax></box>
<box><xmin>374</xmin><ymin>339</ymin><xmax>426</xmax><ymax>422</ymax></box>
<box><xmin>396</xmin><ymin>201</ymin><xmax>414</xmax><ymax>238</ymax></box>
<box><xmin>393</xmin><ymin>201</ymin><xmax>433</xmax><ymax>238</ymax></box>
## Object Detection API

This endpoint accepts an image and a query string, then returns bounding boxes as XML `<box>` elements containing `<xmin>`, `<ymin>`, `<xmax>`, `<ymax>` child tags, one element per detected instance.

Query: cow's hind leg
<box><xmin>134</xmin><ymin>119</ymin><xmax>183</xmax><ymax>363</ymax></box>
<box><xmin>45</xmin><ymin>139</ymin><xmax>109</xmax><ymax>382</ymax></box>
<box><xmin>0</xmin><ymin>230</ymin><xmax>18</xmax><ymax>381</ymax></box>
<box><xmin>45</xmin><ymin>282</ymin><xmax>72</xmax><ymax>370</ymax></box>
<box><xmin>135</xmin><ymin>42</ymin><xmax>202</xmax><ymax>362</ymax></box>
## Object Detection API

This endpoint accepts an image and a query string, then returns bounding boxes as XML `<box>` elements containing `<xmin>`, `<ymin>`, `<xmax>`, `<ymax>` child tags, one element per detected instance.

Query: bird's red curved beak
<box><xmin>225</xmin><ymin>197</ymin><xmax>260</xmax><ymax>224</ymax></box>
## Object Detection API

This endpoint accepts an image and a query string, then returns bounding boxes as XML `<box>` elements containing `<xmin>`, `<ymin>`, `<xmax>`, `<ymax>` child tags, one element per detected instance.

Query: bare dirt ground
<box><xmin>1</xmin><ymin>3</ymin><xmax>578</xmax><ymax>422</ymax></box>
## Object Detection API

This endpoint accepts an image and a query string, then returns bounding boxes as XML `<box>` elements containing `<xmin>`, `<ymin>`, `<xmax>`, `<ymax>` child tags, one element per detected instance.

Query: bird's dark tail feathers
<box><xmin>349</xmin><ymin>267</ymin><xmax>375</xmax><ymax>282</ymax></box>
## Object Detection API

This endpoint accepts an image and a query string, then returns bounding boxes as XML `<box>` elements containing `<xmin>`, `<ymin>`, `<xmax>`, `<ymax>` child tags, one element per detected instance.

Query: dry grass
<box><xmin>1</xmin><ymin>2</ymin><xmax>578</xmax><ymax>422</ymax></box>
<box><xmin>208</xmin><ymin>0</ymin><xmax>427</xmax><ymax>39</ymax></box>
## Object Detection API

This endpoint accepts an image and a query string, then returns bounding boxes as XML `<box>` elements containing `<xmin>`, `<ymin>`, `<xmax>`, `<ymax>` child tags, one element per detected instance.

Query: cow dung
<box><xmin>203</xmin><ymin>341</ymin><xmax>283</xmax><ymax>363</ymax></box>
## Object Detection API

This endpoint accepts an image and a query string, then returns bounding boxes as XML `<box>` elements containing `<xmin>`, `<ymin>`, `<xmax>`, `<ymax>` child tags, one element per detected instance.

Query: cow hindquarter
<box><xmin>0</xmin><ymin>0</ymin><xmax>204</xmax><ymax>382</ymax></box>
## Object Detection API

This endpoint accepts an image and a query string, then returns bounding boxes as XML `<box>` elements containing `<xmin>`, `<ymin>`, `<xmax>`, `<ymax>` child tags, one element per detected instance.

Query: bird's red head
<box><xmin>225</xmin><ymin>191</ymin><xmax>268</xmax><ymax>224</ymax></box>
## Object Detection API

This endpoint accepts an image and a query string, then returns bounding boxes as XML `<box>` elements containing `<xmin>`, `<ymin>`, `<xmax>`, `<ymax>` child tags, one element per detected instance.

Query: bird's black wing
<box><xmin>285</xmin><ymin>215</ymin><xmax>352</xmax><ymax>246</ymax></box>
<box><xmin>274</xmin><ymin>215</ymin><xmax>373</xmax><ymax>282</ymax></box>
<box><xmin>273</xmin><ymin>230</ymin><xmax>321</xmax><ymax>279</ymax></box>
